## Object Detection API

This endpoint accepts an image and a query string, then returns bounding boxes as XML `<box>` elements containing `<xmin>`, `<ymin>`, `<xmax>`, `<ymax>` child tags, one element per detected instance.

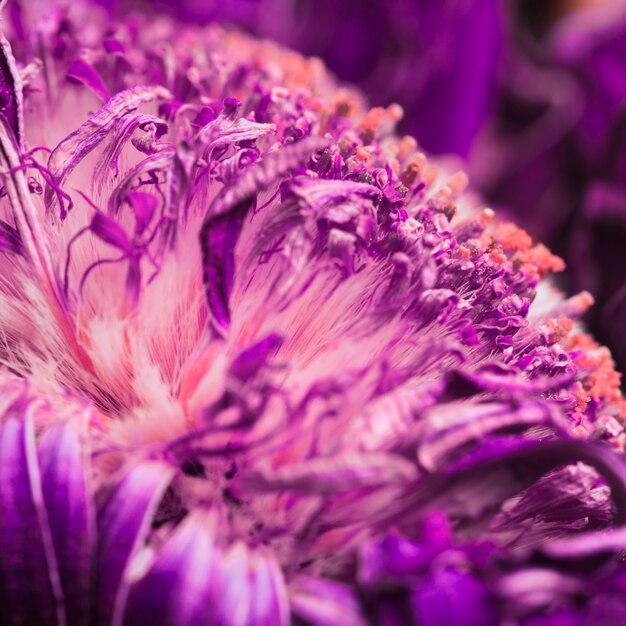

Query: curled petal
<box><xmin>418</xmin><ymin>400</ymin><xmax>568</xmax><ymax>471</ymax></box>
<box><xmin>383</xmin><ymin>440</ymin><xmax>626</xmax><ymax>544</ymax></box>
<box><xmin>291</xmin><ymin>177</ymin><xmax>382</xmax><ymax>214</ymax></box>
<box><xmin>45</xmin><ymin>86</ymin><xmax>172</xmax><ymax>213</ymax></box>
<box><xmin>212</xmin><ymin>136</ymin><xmax>328</xmax><ymax>214</ymax></box>
<box><xmin>197</xmin><ymin>115</ymin><xmax>274</xmax><ymax>152</ymax></box>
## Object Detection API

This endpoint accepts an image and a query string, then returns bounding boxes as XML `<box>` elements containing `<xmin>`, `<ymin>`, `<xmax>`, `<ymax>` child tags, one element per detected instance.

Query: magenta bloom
<box><xmin>1</xmin><ymin>2</ymin><xmax>626</xmax><ymax>625</ymax></box>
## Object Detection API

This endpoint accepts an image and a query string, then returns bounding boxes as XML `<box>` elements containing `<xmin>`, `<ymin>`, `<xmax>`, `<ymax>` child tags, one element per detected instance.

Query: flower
<box><xmin>463</xmin><ymin>0</ymin><xmax>626</xmax><ymax>376</ymax></box>
<box><xmin>117</xmin><ymin>0</ymin><xmax>626</xmax><ymax>375</ymax></box>
<box><xmin>117</xmin><ymin>0</ymin><xmax>504</xmax><ymax>159</ymax></box>
<box><xmin>0</xmin><ymin>2</ymin><xmax>626</xmax><ymax>625</ymax></box>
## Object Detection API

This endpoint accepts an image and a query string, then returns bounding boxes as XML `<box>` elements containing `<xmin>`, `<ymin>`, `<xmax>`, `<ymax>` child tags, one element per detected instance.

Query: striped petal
<box><xmin>219</xmin><ymin>543</ymin><xmax>289</xmax><ymax>626</ymax></box>
<box><xmin>96</xmin><ymin>460</ymin><xmax>175</xmax><ymax>626</ymax></box>
<box><xmin>0</xmin><ymin>410</ymin><xmax>65</xmax><ymax>626</ymax></box>
<box><xmin>38</xmin><ymin>418</ymin><xmax>96</xmax><ymax>626</ymax></box>
<box><xmin>124</xmin><ymin>510</ymin><xmax>222</xmax><ymax>626</ymax></box>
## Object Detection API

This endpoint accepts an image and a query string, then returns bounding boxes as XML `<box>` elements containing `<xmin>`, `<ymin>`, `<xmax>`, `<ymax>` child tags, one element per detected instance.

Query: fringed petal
<box><xmin>45</xmin><ymin>86</ymin><xmax>172</xmax><ymax>216</ymax></box>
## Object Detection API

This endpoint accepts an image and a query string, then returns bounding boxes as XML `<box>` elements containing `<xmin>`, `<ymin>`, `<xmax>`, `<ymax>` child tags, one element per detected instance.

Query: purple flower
<box><xmin>120</xmin><ymin>0</ymin><xmax>503</xmax><ymax>159</ymax></box>
<box><xmin>0</xmin><ymin>2</ymin><xmax>625</xmax><ymax>625</ymax></box>
<box><xmin>466</xmin><ymin>1</ymin><xmax>626</xmax><ymax>374</ymax></box>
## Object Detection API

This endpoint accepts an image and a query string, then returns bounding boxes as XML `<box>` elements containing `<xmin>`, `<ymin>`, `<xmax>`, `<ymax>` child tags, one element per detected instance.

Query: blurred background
<box><xmin>107</xmin><ymin>0</ymin><xmax>626</xmax><ymax>375</ymax></box>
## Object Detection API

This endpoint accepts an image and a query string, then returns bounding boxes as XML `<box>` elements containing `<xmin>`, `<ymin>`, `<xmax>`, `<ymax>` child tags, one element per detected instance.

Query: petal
<box><xmin>124</xmin><ymin>510</ymin><xmax>222</xmax><ymax>626</ymax></box>
<box><xmin>290</xmin><ymin>577</ymin><xmax>367</xmax><ymax>626</ymax></box>
<box><xmin>412</xmin><ymin>567</ymin><xmax>498</xmax><ymax>626</ymax></box>
<box><xmin>38</xmin><ymin>418</ymin><xmax>96</xmax><ymax>626</ymax></box>
<box><xmin>383</xmin><ymin>439</ymin><xmax>626</xmax><ymax>544</ymax></box>
<box><xmin>200</xmin><ymin>199</ymin><xmax>251</xmax><ymax>334</ymax></box>
<box><xmin>0</xmin><ymin>33</ymin><xmax>24</xmax><ymax>147</ymax></box>
<box><xmin>125</xmin><ymin>191</ymin><xmax>158</xmax><ymax>236</ymax></box>
<box><xmin>291</xmin><ymin>177</ymin><xmax>381</xmax><ymax>214</ymax></box>
<box><xmin>245</xmin><ymin>452</ymin><xmax>418</xmax><ymax>492</ymax></box>
<box><xmin>229</xmin><ymin>334</ymin><xmax>283</xmax><ymax>382</ymax></box>
<box><xmin>198</xmin><ymin>115</ymin><xmax>274</xmax><ymax>151</ymax></box>
<box><xmin>45</xmin><ymin>85</ymin><xmax>172</xmax><ymax>213</ymax></box>
<box><xmin>418</xmin><ymin>400</ymin><xmax>568</xmax><ymax>471</ymax></box>
<box><xmin>0</xmin><ymin>410</ymin><xmax>66</xmax><ymax>626</ymax></box>
<box><xmin>90</xmin><ymin>212</ymin><xmax>132</xmax><ymax>254</ymax></box>
<box><xmin>211</xmin><ymin>135</ymin><xmax>328</xmax><ymax>215</ymax></box>
<box><xmin>67</xmin><ymin>59</ymin><xmax>111</xmax><ymax>102</ymax></box>
<box><xmin>96</xmin><ymin>460</ymin><xmax>175</xmax><ymax>626</ymax></box>
<box><xmin>219</xmin><ymin>543</ymin><xmax>289</xmax><ymax>626</ymax></box>
<box><xmin>0</xmin><ymin>218</ymin><xmax>23</xmax><ymax>255</ymax></box>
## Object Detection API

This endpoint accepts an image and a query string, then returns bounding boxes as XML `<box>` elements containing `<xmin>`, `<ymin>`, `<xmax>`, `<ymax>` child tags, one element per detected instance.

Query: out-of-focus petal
<box><xmin>124</xmin><ymin>510</ymin><xmax>222</xmax><ymax>626</ymax></box>
<box><xmin>219</xmin><ymin>543</ymin><xmax>289</xmax><ymax>626</ymax></box>
<box><xmin>0</xmin><ymin>409</ymin><xmax>66</xmax><ymax>626</ymax></box>
<box><xmin>289</xmin><ymin>577</ymin><xmax>368</xmax><ymax>626</ymax></box>
<box><xmin>96</xmin><ymin>460</ymin><xmax>175</xmax><ymax>626</ymax></box>
<box><xmin>38</xmin><ymin>418</ymin><xmax>96</xmax><ymax>626</ymax></box>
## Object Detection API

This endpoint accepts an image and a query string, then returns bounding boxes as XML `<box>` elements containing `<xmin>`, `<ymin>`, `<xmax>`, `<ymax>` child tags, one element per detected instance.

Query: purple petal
<box><xmin>198</xmin><ymin>115</ymin><xmax>274</xmax><ymax>151</ymax></box>
<box><xmin>229</xmin><ymin>333</ymin><xmax>283</xmax><ymax>382</ymax></box>
<box><xmin>200</xmin><ymin>198</ymin><xmax>251</xmax><ymax>334</ymax></box>
<box><xmin>124</xmin><ymin>510</ymin><xmax>222</xmax><ymax>626</ymax></box>
<box><xmin>201</xmin><ymin>137</ymin><xmax>331</xmax><ymax>333</ymax></box>
<box><xmin>0</xmin><ymin>34</ymin><xmax>23</xmax><ymax>148</ymax></box>
<box><xmin>67</xmin><ymin>59</ymin><xmax>111</xmax><ymax>102</ymax></box>
<box><xmin>45</xmin><ymin>86</ymin><xmax>172</xmax><ymax>213</ymax></box>
<box><xmin>0</xmin><ymin>218</ymin><xmax>23</xmax><ymax>255</ymax></box>
<box><xmin>418</xmin><ymin>400</ymin><xmax>568</xmax><ymax>471</ymax></box>
<box><xmin>38</xmin><ymin>418</ymin><xmax>96</xmax><ymax>626</ymax></box>
<box><xmin>219</xmin><ymin>543</ymin><xmax>289</xmax><ymax>626</ymax></box>
<box><xmin>412</xmin><ymin>566</ymin><xmax>498</xmax><ymax>626</ymax></box>
<box><xmin>90</xmin><ymin>212</ymin><xmax>132</xmax><ymax>254</ymax></box>
<box><xmin>211</xmin><ymin>136</ymin><xmax>328</xmax><ymax>215</ymax></box>
<box><xmin>124</xmin><ymin>191</ymin><xmax>157</xmax><ymax>236</ymax></box>
<box><xmin>291</xmin><ymin>177</ymin><xmax>382</xmax><ymax>214</ymax></box>
<box><xmin>290</xmin><ymin>577</ymin><xmax>367</xmax><ymax>626</ymax></box>
<box><xmin>383</xmin><ymin>440</ymin><xmax>626</xmax><ymax>544</ymax></box>
<box><xmin>0</xmin><ymin>411</ymin><xmax>66</xmax><ymax>625</ymax></box>
<box><xmin>245</xmin><ymin>452</ymin><xmax>418</xmax><ymax>492</ymax></box>
<box><xmin>96</xmin><ymin>460</ymin><xmax>175</xmax><ymax>626</ymax></box>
